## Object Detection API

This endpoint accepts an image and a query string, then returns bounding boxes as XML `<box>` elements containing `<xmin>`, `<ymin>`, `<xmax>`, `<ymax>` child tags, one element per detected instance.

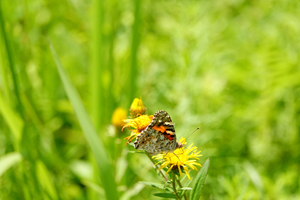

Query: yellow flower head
<box><xmin>111</xmin><ymin>107</ymin><xmax>127</xmax><ymax>128</ymax></box>
<box><xmin>153</xmin><ymin>137</ymin><xmax>202</xmax><ymax>180</ymax></box>
<box><xmin>129</xmin><ymin>98</ymin><xmax>146</xmax><ymax>118</ymax></box>
<box><xmin>122</xmin><ymin>115</ymin><xmax>153</xmax><ymax>143</ymax></box>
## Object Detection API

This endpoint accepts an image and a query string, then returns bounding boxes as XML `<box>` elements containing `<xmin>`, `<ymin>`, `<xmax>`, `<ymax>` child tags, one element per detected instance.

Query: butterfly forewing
<box><xmin>134</xmin><ymin>110</ymin><xmax>178</xmax><ymax>155</ymax></box>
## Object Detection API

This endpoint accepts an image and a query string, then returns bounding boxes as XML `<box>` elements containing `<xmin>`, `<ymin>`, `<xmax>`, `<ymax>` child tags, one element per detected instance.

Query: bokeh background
<box><xmin>1</xmin><ymin>0</ymin><xmax>300</xmax><ymax>199</ymax></box>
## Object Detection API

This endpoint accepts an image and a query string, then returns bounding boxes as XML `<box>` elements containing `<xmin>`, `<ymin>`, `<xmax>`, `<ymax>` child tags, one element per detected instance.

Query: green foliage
<box><xmin>0</xmin><ymin>152</ymin><xmax>22</xmax><ymax>177</ymax></box>
<box><xmin>141</xmin><ymin>182</ymin><xmax>174</xmax><ymax>192</ymax></box>
<box><xmin>190</xmin><ymin>158</ymin><xmax>210</xmax><ymax>200</ymax></box>
<box><xmin>0</xmin><ymin>0</ymin><xmax>300</xmax><ymax>199</ymax></box>
<box><xmin>154</xmin><ymin>193</ymin><xmax>178</xmax><ymax>199</ymax></box>
<box><xmin>50</xmin><ymin>44</ymin><xmax>119</xmax><ymax>200</ymax></box>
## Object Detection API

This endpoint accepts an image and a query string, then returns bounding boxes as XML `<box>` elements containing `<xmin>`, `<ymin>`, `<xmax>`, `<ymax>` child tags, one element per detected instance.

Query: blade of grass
<box><xmin>0</xmin><ymin>38</ymin><xmax>11</xmax><ymax>103</ymax></box>
<box><xmin>106</xmin><ymin>0</ymin><xmax>118</xmax><ymax>124</ymax></box>
<box><xmin>36</xmin><ymin>160</ymin><xmax>59</xmax><ymax>200</ymax></box>
<box><xmin>0</xmin><ymin>92</ymin><xmax>23</xmax><ymax>148</ymax></box>
<box><xmin>0</xmin><ymin>1</ymin><xmax>23</xmax><ymax>117</ymax></box>
<box><xmin>0</xmin><ymin>152</ymin><xmax>31</xmax><ymax>199</ymax></box>
<box><xmin>50</xmin><ymin>43</ymin><xmax>119</xmax><ymax>200</ymax></box>
<box><xmin>190</xmin><ymin>158</ymin><xmax>210</xmax><ymax>200</ymax></box>
<box><xmin>128</xmin><ymin>0</ymin><xmax>141</xmax><ymax>103</ymax></box>
<box><xmin>153</xmin><ymin>193</ymin><xmax>178</xmax><ymax>199</ymax></box>
<box><xmin>90</xmin><ymin>1</ymin><xmax>105</xmax><ymax>198</ymax></box>
<box><xmin>82</xmin><ymin>180</ymin><xmax>105</xmax><ymax>196</ymax></box>
<box><xmin>243</xmin><ymin>161</ymin><xmax>264</xmax><ymax>195</ymax></box>
<box><xmin>120</xmin><ymin>182</ymin><xmax>144</xmax><ymax>200</ymax></box>
<box><xmin>0</xmin><ymin>152</ymin><xmax>22</xmax><ymax>177</ymax></box>
<box><xmin>140</xmin><ymin>182</ymin><xmax>173</xmax><ymax>192</ymax></box>
<box><xmin>90</xmin><ymin>0</ymin><xmax>104</xmax><ymax>130</ymax></box>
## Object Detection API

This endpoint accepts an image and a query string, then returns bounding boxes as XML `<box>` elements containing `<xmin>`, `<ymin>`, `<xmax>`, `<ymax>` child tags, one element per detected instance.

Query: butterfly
<box><xmin>134</xmin><ymin>110</ymin><xmax>184</xmax><ymax>155</ymax></box>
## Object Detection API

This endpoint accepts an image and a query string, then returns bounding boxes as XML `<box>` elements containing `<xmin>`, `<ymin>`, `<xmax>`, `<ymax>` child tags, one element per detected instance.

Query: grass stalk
<box><xmin>0</xmin><ymin>1</ymin><xmax>23</xmax><ymax>118</ymax></box>
<box><xmin>50</xmin><ymin>43</ymin><xmax>119</xmax><ymax>200</ymax></box>
<box><xmin>107</xmin><ymin>0</ymin><xmax>119</xmax><ymax>122</ymax></box>
<box><xmin>128</xmin><ymin>0</ymin><xmax>141</xmax><ymax>104</ymax></box>
<box><xmin>90</xmin><ymin>0</ymin><xmax>105</xmax><ymax>130</ymax></box>
<box><xmin>90</xmin><ymin>1</ymin><xmax>106</xmax><ymax>199</ymax></box>
<box><xmin>0</xmin><ymin>39</ymin><xmax>11</xmax><ymax>104</ymax></box>
<box><xmin>172</xmin><ymin>173</ymin><xmax>181</xmax><ymax>199</ymax></box>
<box><xmin>146</xmin><ymin>153</ymin><xmax>169</xmax><ymax>182</ymax></box>
<box><xmin>176</xmin><ymin>178</ymin><xmax>188</xmax><ymax>200</ymax></box>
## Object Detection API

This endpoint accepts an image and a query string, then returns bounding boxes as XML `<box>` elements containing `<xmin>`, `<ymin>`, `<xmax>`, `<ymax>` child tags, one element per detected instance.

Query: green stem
<box><xmin>146</xmin><ymin>153</ymin><xmax>169</xmax><ymax>182</ymax></box>
<box><xmin>172</xmin><ymin>173</ymin><xmax>181</xmax><ymax>199</ymax></box>
<box><xmin>128</xmin><ymin>0</ymin><xmax>141</xmax><ymax>104</ymax></box>
<box><xmin>176</xmin><ymin>178</ymin><xmax>188</xmax><ymax>200</ymax></box>
<box><xmin>90</xmin><ymin>0</ymin><xmax>104</xmax><ymax>131</ymax></box>
<box><xmin>0</xmin><ymin>1</ymin><xmax>23</xmax><ymax>118</ymax></box>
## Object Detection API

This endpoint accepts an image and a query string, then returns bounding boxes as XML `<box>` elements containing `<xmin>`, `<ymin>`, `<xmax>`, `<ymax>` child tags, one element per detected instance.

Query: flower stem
<box><xmin>172</xmin><ymin>173</ymin><xmax>181</xmax><ymax>199</ymax></box>
<box><xmin>146</xmin><ymin>153</ymin><xmax>169</xmax><ymax>182</ymax></box>
<box><xmin>176</xmin><ymin>179</ymin><xmax>188</xmax><ymax>200</ymax></box>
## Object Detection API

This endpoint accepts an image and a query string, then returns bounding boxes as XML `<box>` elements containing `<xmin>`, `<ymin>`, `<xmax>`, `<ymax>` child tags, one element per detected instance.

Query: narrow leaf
<box><xmin>120</xmin><ymin>182</ymin><xmax>144</xmax><ymax>200</ymax></box>
<box><xmin>179</xmin><ymin>187</ymin><xmax>192</xmax><ymax>191</ymax></box>
<box><xmin>184</xmin><ymin>178</ymin><xmax>193</xmax><ymax>188</ymax></box>
<box><xmin>0</xmin><ymin>3</ymin><xmax>23</xmax><ymax>117</ymax></box>
<box><xmin>0</xmin><ymin>152</ymin><xmax>22</xmax><ymax>176</ymax></box>
<box><xmin>243</xmin><ymin>161</ymin><xmax>264</xmax><ymax>192</ymax></box>
<box><xmin>0</xmin><ymin>93</ymin><xmax>23</xmax><ymax>144</ymax></box>
<box><xmin>36</xmin><ymin>160</ymin><xmax>59</xmax><ymax>200</ymax></box>
<box><xmin>141</xmin><ymin>182</ymin><xmax>173</xmax><ymax>192</ymax></box>
<box><xmin>82</xmin><ymin>180</ymin><xmax>105</xmax><ymax>196</ymax></box>
<box><xmin>153</xmin><ymin>193</ymin><xmax>178</xmax><ymax>199</ymax></box>
<box><xmin>50</xmin><ymin>44</ymin><xmax>119</xmax><ymax>200</ymax></box>
<box><xmin>191</xmin><ymin>158</ymin><xmax>210</xmax><ymax>200</ymax></box>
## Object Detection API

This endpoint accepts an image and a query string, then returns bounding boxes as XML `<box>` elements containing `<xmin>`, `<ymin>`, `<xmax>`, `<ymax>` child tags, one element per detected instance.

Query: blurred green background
<box><xmin>1</xmin><ymin>0</ymin><xmax>300</xmax><ymax>199</ymax></box>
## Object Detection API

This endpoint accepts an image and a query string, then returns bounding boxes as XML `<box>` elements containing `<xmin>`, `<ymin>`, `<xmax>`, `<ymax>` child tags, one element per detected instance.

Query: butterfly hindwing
<box><xmin>134</xmin><ymin>110</ymin><xmax>177</xmax><ymax>155</ymax></box>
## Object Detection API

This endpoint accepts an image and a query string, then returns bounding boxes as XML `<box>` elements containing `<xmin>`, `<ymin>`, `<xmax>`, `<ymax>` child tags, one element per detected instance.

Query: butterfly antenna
<box><xmin>186</xmin><ymin>127</ymin><xmax>200</xmax><ymax>140</ymax></box>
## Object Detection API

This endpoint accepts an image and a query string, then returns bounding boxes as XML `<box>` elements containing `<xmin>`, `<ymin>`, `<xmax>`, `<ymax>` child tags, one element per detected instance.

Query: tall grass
<box><xmin>90</xmin><ymin>0</ymin><xmax>104</xmax><ymax>130</ymax></box>
<box><xmin>0</xmin><ymin>2</ymin><xmax>23</xmax><ymax>117</ymax></box>
<box><xmin>128</xmin><ymin>0</ymin><xmax>141</xmax><ymax>103</ymax></box>
<box><xmin>0</xmin><ymin>0</ymin><xmax>300</xmax><ymax>199</ymax></box>
<box><xmin>50</xmin><ymin>44</ymin><xmax>118</xmax><ymax>200</ymax></box>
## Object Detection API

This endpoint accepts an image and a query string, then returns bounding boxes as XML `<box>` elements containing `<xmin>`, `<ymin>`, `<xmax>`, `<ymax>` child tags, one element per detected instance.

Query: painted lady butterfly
<box><xmin>134</xmin><ymin>110</ymin><xmax>184</xmax><ymax>155</ymax></box>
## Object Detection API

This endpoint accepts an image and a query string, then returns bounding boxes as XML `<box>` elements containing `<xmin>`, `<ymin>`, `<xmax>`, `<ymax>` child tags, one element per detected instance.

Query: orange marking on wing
<box><xmin>153</xmin><ymin>125</ymin><xmax>175</xmax><ymax>141</ymax></box>
<box><xmin>164</xmin><ymin>134</ymin><xmax>174</xmax><ymax>141</ymax></box>
<box><xmin>152</xmin><ymin>125</ymin><xmax>167</xmax><ymax>133</ymax></box>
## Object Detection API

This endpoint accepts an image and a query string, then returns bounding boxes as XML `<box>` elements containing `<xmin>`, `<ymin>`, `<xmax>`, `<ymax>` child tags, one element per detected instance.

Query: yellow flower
<box><xmin>129</xmin><ymin>98</ymin><xmax>146</xmax><ymax>118</ymax></box>
<box><xmin>122</xmin><ymin>115</ymin><xmax>153</xmax><ymax>143</ymax></box>
<box><xmin>111</xmin><ymin>107</ymin><xmax>127</xmax><ymax>128</ymax></box>
<box><xmin>153</xmin><ymin>137</ymin><xmax>202</xmax><ymax>180</ymax></box>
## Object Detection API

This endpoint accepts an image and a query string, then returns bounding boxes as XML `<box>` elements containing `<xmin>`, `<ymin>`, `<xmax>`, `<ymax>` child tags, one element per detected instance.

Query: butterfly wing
<box><xmin>134</xmin><ymin>110</ymin><xmax>177</xmax><ymax>155</ymax></box>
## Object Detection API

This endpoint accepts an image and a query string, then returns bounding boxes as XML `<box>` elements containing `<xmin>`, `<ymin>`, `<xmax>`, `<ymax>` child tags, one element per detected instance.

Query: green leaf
<box><xmin>50</xmin><ymin>44</ymin><xmax>119</xmax><ymax>200</ymax></box>
<box><xmin>0</xmin><ymin>152</ymin><xmax>22</xmax><ymax>177</ymax></box>
<box><xmin>82</xmin><ymin>180</ymin><xmax>105</xmax><ymax>196</ymax></box>
<box><xmin>191</xmin><ymin>158</ymin><xmax>210</xmax><ymax>200</ymax></box>
<box><xmin>179</xmin><ymin>187</ymin><xmax>192</xmax><ymax>191</ymax></box>
<box><xmin>36</xmin><ymin>160</ymin><xmax>59</xmax><ymax>200</ymax></box>
<box><xmin>184</xmin><ymin>178</ymin><xmax>193</xmax><ymax>188</ymax></box>
<box><xmin>178</xmin><ymin>187</ymin><xmax>193</xmax><ymax>197</ymax></box>
<box><xmin>141</xmin><ymin>182</ymin><xmax>173</xmax><ymax>192</ymax></box>
<box><xmin>0</xmin><ymin>93</ymin><xmax>23</xmax><ymax>145</ymax></box>
<box><xmin>243</xmin><ymin>161</ymin><xmax>264</xmax><ymax>193</ymax></box>
<box><xmin>0</xmin><ymin>4</ymin><xmax>23</xmax><ymax>118</ymax></box>
<box><xmin>120</xmin><ymin>182</ymin><xmax>144</xmax><ymax>200</ymax></box>
<box><xmin>153</xmin><ymin>193</ymin><xmax>178</xmax><ymax>199</ymax></box>
<box><xmin>128</xmin><ymin>0</ymin><xmax>141</xmax><ymax>102</ymax></box>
